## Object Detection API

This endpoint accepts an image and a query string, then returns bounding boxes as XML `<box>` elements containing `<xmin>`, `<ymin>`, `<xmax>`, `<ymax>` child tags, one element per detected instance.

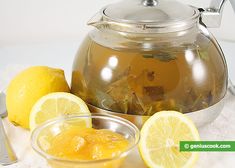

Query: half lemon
<box><xmin>139</xmin><ymin>111</ymin><xmax>200</xmax><ymax>168</ymax></box>
<box><xmin>30</xmin><ymin>92</ymin><xmax>91</xmax><ymax>130</ymax></box>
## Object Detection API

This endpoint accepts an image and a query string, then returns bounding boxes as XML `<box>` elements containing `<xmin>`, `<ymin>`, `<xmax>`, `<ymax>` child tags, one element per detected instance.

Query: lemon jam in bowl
<box><xmin>31</xmin><ymin>114</ymin><xmax>140</xmax><ymax>168</ymax></box>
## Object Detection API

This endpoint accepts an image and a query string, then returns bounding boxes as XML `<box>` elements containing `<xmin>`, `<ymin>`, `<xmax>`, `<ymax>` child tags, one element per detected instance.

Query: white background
<box><xmin>0</xmin><ymin>0</ymin><xmax>235</xmax><ymax>46</ymax></box>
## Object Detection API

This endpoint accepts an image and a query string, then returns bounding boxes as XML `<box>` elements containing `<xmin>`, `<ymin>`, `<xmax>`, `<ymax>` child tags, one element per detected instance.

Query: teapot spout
<box><xmin>87</xmin><ymin>12</ymin><xmax>106</xmax><ymax>28</ymax></box>
<box><xmin>87</xmin><ymin>12</ymin><xmax>127</xmax><ymax>31</ymax></box>
<box><xmin>200</xmin><ymin>0</ymin><xmax>235</xmax><ymax>28</ymax></box>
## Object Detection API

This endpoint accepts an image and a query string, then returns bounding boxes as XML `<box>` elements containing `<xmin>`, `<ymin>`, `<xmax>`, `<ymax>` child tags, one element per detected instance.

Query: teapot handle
<box><xmin>230</xmin><ymin>0</ymin><xmax>235</xmax><ymax>11</ymax></box>
<box><xmin>200</xmin><ymin>0</ymin><xmax>235</xmax><ymax>27</ymax></box>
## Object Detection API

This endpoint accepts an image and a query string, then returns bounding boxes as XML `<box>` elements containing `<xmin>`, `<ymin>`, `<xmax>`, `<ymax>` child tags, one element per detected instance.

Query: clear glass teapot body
<box><xmin>71</xmin><ymin>23</ymin><xmax>228</xmax><ymax>116</ymax></box>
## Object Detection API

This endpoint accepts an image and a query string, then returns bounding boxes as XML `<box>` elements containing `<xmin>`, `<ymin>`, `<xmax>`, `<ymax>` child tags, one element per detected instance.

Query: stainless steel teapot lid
<box><xmin>98</xmin><ymin>0</ymin><xmax>200</xmax><ymax>33</ymax></box>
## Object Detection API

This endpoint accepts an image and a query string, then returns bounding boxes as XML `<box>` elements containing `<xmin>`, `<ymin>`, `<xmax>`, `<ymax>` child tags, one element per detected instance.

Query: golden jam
<box><xmin>47</xmin><ymin>127</ymin><xmax>129</xmax><ymax>161</ymax></box>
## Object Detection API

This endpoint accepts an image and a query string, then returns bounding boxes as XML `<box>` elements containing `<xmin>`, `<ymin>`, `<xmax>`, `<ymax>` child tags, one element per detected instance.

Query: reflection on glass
<box><xmin>108</xmin><ymin>56</ymin><xmax>118</xmax><ymax>68</ymax></box>
<box><xmin>101</xmin><ymin>67</ymin><xmax>112</xmax><ymax>82</ymax></box>
<box><xmin>193</xmin><ymin>60</ymin><xmax>206</xmax><ymax>85</ymax></box>
<box><xmin>185</xmin><ymin>49</ymin><xmax>195</xmax><ymax>64</ymax></box>
<box><xmin>51</xmin><ymin>125</ymin><xmax>61</xmax><ymax>135</ymax></box>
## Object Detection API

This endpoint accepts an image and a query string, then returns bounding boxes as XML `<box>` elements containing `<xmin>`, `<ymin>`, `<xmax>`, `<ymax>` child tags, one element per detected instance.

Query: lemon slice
<box><xmin>30</xmin><ymin>92</ymin><xmax>91</xmax><ymax>130</ymax></box>
<box><xmin>139</xmin><ymin>111</ymin><xmax>200</xmax><ymax>168</ymax></box>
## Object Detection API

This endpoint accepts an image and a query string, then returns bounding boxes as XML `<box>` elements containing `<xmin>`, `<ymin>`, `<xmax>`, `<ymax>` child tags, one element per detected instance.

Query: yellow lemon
<box><xmin>29</xmin><ymin>92</ymin><xmax>91</xmax><ymax>130</ymax></box>
<box><xmin>139</xmin><ymin>111</ymin><xmax>200</xmax><ymax>168</ymax></box>
<box><xmin>6</xmin><ymin>66</ymin><xmax>70</xmax><ymax>129</ymax></box>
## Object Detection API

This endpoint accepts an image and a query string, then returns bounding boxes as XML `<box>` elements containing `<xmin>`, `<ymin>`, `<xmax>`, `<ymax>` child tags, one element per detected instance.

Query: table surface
<box><xmin>0</xmin><ymin>40</ymin><xmax>235</xmax><ymax>168</ymax></box>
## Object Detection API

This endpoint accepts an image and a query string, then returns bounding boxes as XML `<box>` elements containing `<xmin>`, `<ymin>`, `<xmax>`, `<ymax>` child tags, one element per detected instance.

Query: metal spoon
<box><xmin>0</xmin><ymin>92</ymin><xmax>17</xmax><ymax>165</ymax></box>
<box><xmin>229</xmin><ymin>78</ymin><xmax>235</xmax><ymax>95</ymax></box>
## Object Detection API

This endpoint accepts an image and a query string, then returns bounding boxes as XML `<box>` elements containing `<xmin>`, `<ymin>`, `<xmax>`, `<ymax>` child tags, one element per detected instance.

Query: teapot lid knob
<box><xmin>142</xmin><ymin>0</ymin><xmax>158</xmax><ymax>6</ymax></box>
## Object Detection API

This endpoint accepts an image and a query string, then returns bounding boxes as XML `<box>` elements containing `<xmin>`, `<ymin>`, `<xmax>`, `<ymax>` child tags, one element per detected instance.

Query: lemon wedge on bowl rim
<box><xmin>29</xmin><ymin>92</ymin><xmax>91</xmax><ymax>130</ymax></box>
<box><xmin>139</xmin><ymin>111</ymin><xmax>200</xmax><ymax>168</ymax></box>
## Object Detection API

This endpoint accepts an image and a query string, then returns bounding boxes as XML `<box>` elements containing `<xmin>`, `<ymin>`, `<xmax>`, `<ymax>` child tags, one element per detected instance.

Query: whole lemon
<box><xmin>6</xmin><ymin>66</ymin><xmax>70</xmax><ymax>129</ymax></box>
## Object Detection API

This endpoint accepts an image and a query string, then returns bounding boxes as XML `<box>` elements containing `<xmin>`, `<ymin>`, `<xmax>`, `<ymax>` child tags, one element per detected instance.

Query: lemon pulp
<box><xmin>30</xmin><ymin>92</ymin><xmax>91</xmax><ymax>130</ymax></box>
<box><xmin>45</xmin><ymin>127</ymin><xmax>129</xmax><ymax>161</ymax></box>
<box><xmin>139</xmin><ymin>111</ymin><xmax>200</xmax><ymax>168</ymax></box>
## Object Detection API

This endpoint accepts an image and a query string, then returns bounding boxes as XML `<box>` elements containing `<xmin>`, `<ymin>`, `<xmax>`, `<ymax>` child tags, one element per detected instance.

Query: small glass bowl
<box><xmin>31</xmin><ymin>114</ymin><xmax>140</xmax><ymax>168</ymax></box>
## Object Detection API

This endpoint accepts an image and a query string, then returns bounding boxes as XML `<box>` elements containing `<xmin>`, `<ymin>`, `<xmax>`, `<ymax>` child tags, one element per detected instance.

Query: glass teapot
<box><xmin>72</xmin><ymin>0</ymin><xmax>235</xmax><ymax>128</ymax></box>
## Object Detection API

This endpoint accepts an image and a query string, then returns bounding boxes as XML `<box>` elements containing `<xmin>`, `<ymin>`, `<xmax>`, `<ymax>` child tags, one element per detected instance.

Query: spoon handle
<box><xmin>229</xmin><ymin>78</ymin><xmax>235</xmax><ymax>96</ymax></box>
<box><xmin>0</xmin><ymin>118</ymin><xmax>17</xmax><ymax>165</ymax></box>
